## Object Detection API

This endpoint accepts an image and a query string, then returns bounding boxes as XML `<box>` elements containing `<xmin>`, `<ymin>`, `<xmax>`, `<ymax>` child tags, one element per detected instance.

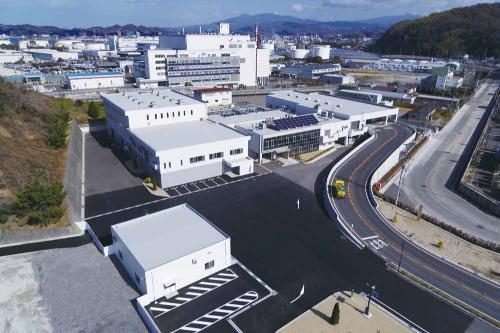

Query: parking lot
<box><xmin>85</xmin><ymin>171</ymin><xmax>480</xmax><ymax>333</ymax></box>
<box><xmin>165</xmin><ymin>173</ymin><xmax>260</xmax><ymax>197</ymax></box>
<box><xmin>145</xmin><ymin>264</ymin><xmax>271</xmax><ymax>333</ymax></box>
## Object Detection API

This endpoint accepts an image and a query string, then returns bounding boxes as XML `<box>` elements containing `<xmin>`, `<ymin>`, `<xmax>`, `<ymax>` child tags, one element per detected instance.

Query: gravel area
<box><xmin>0</xmin><ymin>244</ymin><xmax>147</xmax><ymax>333</ymax></box>
<box><xmin>377</xmin><ymin>198</ymin><xmax>500</xmax><ymax>284</ymax></box>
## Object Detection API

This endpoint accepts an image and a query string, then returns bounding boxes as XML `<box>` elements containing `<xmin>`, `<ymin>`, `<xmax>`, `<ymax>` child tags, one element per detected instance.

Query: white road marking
<box><xmin>218</xmin><ymin>272</ymin><xmax>237</xmax><ymax>278</ymax></box>
<box><xmin>176</xmin><ymin>297</ymin><xmax>192</xmax><ymax>302</ymax></box>
<box><xmin>186</xmin><ymin>292</ymin><xmax>203</xmax><ymax>297</ymax></box>
<box><xmin>160</xmin><ymin>301</ymin><xmax>183</xmax><ymax>307</ymax></box>
<box><xmin>361</xmin><ymin>235</ymin><xmax>379</xmax><ymax>241</ymax></box>
<box><xmin>208</xmin><ymin>277</ymin><xmax>231</xmax><ymax>282</ymax></box>
<box><xmin>199</xmin><ymin>281</ymin><xmax>222</xmax><ymax>287</ymax></box>
<box><xmin>369</xmin><ymin>239</ymin><xmax>388</xmax><ymax>250</ymax></box>
<box><xmin>189</xmin><ymin>286</ymin><xmax>211</xmax><ymax>291</ymax></box>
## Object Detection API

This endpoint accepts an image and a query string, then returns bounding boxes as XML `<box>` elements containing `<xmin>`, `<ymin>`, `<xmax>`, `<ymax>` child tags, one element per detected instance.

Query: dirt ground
<box><xmin>377</xmin><ymin>198</ymin><xmax>500</xmax><ymax>284</ymax></box>
<box><xmin>277</xmin><ymin>291</ymin><xmax>412</xmax><ymax>333</ymax></box>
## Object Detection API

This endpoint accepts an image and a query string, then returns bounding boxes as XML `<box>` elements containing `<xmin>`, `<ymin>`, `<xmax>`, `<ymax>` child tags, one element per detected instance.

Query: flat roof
<box><xmin>269</xmin><ymin>90</ymin><xmax>395</xmax><ymax>116</ymax></box>
<box><xmin>210</xmin><ymin>110</ymin><xmax>290</xmax><ymax>126</ymax></box>
<box><xmin>102</xmin><ymin>89</ymin><xmax>204</xmax><ymax>112</ymax></box>
<box><xmin>193</xmin><ymin>87</ymin><xmax>231</xmax><ymax>94</ymax></box>
<box><xmin>67</xmin><ymin>72</ymin><xmax>123</xmax><ymax>79</ymax></box>
<box><xmin>130</xmin><ymin>120</ymin><xmax>246</xmax><ymax>152</ymax></box>
<box><xmin>112</xmin><ymin>204</ymin><xmax>228</xmax><ymax>271</ymax></box>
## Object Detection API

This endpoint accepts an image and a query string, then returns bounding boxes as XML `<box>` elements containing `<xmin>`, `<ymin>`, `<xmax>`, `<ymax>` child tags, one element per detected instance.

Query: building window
<box><xmin>161</xmin><ymin>113</ymin><xmax>163</xmax><ymax>119</ymax></box>
<box><xmin>183</xmin><ymin>111</ymin><xmax>186</xmax><ymax>116</ymax></box>
<box><xmin>192</xmin><ymin>258</ymin><xmax>197</xmax><ymax>265</ymax></box>
<box><xmin>135</xmin><ymin>273</ymin><xmax>140</xmax><ymax>285</ymax></box>
<box><xmin>190</xmin><ymin>155</ymin><xmax>205</xmax><ymax>164</ymax></box>
<box><xmin>209</xmin><ymin>152</ymin><xmax>223</xmax><ymax>159</ymax></box>
<box><xmin>172</xmin><ymin>112</ymin><xmax>175</xmax><ymax>118</ymax></box>
<box><xmin>168</xmin><ymin>162</ymin><xmax>171</xmax><ymax>168</ymax></box>
<box><xmin>205</xmin><ymin>260</ymin><xmax>215</xmax><ymax>270</ymax></box>
<box><xmin>163</xmin><ymin>162</ymin><xmax>166</xmax><ymax>169</ymax></box>
<box><xmin>191</xmin><ymin>110</ymin><xmax>193</xmax><ymax>115</ymax></box>
<box><xmin>167</xmin><ymin>113</ymin><xmax>169</xmax><ymax>118</ymax></box>
<box><xmin>146</xmin><ymin>115</ymin><xmax>149</xmax><ymax>121</ymax></box>
<box><xmin>178</xmin><ymin>111</ymin><xmax>181</xmax><ymax>117</ymax></box>
<box><xmin>230</xmin><ymin>148</ymin><xmax>243</xmax><ymax>155</ymax></box>
<box><xmin>118</xmin><ymin>250</ymin><xmax>123</xmax><ymax>260</ymax></box>
<box><xmin>155</xmin><ymin>114</ymin><xmax>157</xmax><ymax>120</ymax></box>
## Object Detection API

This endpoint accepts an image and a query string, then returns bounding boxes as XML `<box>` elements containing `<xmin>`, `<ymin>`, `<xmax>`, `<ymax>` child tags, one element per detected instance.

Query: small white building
<box><xmin>66</xmin><ymin>72</ymin><xmax>125</xmax><ymax>90</ymax></box>
<box><xmin>193</xmin><ymin>88</ymin><xmax>232</xmax><ymax>107</ymax></box>
<box><xmin>111</xmin><ymin>204</ymin><xmax>231</xmax><ymax>300</ymax></box>
<box><xmin>320</xmin><ymin>74</ymin><xmax>355</xmax><ymax>85</ymax></box>
<box><xmin>0</xmin><ymin>50</ymin><xmax>32</xmax><ymax>64</ymax></box>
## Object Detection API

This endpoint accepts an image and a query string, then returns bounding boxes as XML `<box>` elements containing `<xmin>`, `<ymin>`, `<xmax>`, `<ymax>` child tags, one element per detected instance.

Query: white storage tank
<box><xmin>312</xmin><ymin>45</ymin><xmax>330</xmax><ymax>60</ymax></box>
<box><xmin>290</xmin><ymin>48</ymin><xmax>310</xmax><ymax>59</ymax></box>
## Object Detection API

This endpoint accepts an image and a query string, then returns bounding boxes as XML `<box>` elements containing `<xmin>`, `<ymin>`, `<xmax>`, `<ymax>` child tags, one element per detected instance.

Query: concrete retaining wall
<box><xmin>458</xmin><ymin>182</ymin><xmax>500</xmax><ymax>216</ymax></box>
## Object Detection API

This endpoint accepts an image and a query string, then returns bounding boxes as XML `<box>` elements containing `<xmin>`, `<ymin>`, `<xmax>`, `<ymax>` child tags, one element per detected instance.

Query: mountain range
<box><xmin>0</xmin><ymin>13</ymin><xmax>420</xmax><ymax>37</ymax></box>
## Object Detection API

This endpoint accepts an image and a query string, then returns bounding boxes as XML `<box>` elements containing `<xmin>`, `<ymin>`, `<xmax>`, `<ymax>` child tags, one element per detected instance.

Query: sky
<box><xmin>0</xmin><ymin>0</ymin><xmax>497</xmax><ymax>28</ymax></box>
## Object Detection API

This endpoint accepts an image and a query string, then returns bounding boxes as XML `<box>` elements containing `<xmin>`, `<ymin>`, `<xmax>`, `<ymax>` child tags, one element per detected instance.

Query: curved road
<box><xmin>330</xmin><ymin>124</ymin><xmax>500</xmax><ymax>323</ymax></box>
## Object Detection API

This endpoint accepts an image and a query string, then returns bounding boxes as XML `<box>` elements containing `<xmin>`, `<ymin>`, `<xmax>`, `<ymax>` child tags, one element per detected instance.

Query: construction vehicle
<box><xmin>334</xmin><ymin>179</ymin><xmax>346</xmax><ymax>199</ymax></box>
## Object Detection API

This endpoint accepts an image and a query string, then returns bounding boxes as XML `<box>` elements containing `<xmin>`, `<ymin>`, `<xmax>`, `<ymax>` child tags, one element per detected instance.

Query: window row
<box><xmin>230</xmin><ymin>148</ymin><xmax>243</xmax><ymax>155</ymax></box>
<box><xmin>146</xmin><ymin>110</ymin><xmax>194</xmax><ymax>121</ymax></box>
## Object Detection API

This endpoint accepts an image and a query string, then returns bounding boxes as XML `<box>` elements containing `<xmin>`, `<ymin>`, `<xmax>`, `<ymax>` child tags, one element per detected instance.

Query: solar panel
<box><xmin>270</xmin><ymin>115</ymin><xmax>319</xmax><ymax>131</ymax></box>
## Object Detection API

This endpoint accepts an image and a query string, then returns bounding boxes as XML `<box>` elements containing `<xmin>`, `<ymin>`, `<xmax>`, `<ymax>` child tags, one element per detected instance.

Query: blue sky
<box><xmin>0</xmin><ymin>0</ymin><xmax>496</xmax><ymax>27</ymax></box>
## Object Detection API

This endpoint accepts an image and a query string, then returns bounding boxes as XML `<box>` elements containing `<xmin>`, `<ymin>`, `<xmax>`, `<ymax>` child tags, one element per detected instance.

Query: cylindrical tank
<box><xmin>312</xmin><ymin>45</ymin><xmax>330</xmax><ymax>60</ymax></box>
<box><xmin>290</xmin><ymin>48</ymin><xmax>310</xmax><ymax>59</ymax></box>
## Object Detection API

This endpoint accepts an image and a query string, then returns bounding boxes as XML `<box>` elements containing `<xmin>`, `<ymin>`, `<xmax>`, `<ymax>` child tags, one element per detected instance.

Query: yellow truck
<box><xmin>334</xmin><ymin>179</ymin><xmax>346</xmax><ymax>199</ymax></box>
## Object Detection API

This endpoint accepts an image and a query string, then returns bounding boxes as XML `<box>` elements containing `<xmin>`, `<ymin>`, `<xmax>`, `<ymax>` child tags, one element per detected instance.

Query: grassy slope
<box><xmin>0</xmin><ymin>78</ymin><xmax>102</xmax><ymax>228</ymax></box>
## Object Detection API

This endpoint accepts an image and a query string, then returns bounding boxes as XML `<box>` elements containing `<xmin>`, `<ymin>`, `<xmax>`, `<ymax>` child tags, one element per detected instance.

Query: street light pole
<box><xmin>395</xmin><ymin>144</ymin><xmax>408</xmax><ymax>207</ymax></box>
<box><xmin>364</xmin><ymin>284</ymin><xmax>376</xmax><ymax>316</ymax></box>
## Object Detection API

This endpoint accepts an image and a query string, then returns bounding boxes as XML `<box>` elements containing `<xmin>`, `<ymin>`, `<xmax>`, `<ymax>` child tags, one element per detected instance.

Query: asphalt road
<box><xmin>331</xmin><ymin>123</ymin><xmax>500</xmax><ymax>324</ymax></box>
<box><xmin>86</xmin><ymin>169</ymin><xmax>488</xmax><ymax>332</ymax></box>
<box><xmin>386</xmin><ymin>82</ymin><xmax>500</xmax><ymax>242</ymax></box>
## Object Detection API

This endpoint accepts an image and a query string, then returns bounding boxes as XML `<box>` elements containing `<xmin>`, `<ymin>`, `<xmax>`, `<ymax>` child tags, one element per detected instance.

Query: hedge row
<box><xmin>375</xmin><ymin>191</ymin><xmax>500</xmax><ymax>253</ymax></box>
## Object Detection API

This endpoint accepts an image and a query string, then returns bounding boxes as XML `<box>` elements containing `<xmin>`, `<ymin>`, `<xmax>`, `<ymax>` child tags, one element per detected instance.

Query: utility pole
<box><xmin>395</xmin><ymin>144</ymin><xmax>408</xmax><ymax>206</ymax></box>
<box><xmin>397</xmin><ymin>241</ymin><xmax>405</xmax><ymax>272</ymax></box>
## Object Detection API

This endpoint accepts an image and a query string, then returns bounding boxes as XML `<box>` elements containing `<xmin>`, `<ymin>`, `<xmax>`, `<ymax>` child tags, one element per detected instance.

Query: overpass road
<box><xmin>329</xmin><ymin>123</ymin><xmax>500</xmax><ymax>325</ymax></box>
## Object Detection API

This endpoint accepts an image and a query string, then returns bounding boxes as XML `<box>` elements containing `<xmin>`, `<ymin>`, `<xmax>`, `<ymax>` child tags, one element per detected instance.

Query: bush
<box><xmin>145</xmin><ymin>176</ymin><xmax>151</xmax><ymax>184</ymax></box>
<box><xmin>437</xmin><ymin>240</ymin><xmax>445</xmax><ymax>249</ymax></box>
<box><xmin>87</xmin><ymin>101</ymin><xmax>99</xmax><ymax>119</ymax></box>
<box><xmin>75</xmin><ymin>99</ymin><xmax>83</xmax><ymax>106</ymax></box>
<box><xmin>152</xmin><ymin>178</ymin><xmax>157</xmax><ymax>191</ymax></box>
<box><xmin>330</xmin><ymin>302</ymin><xmax>340</xmax><ymax>325</ymax></box>
<box><xmin>15</xmin><ymin>180</ymin><xmax>66</xmax><ymax>226</ymax></box>
<box><xmin>46</xmin><ymin>110</ymin><xmax>69</xmax><ymax>149</ymax></box>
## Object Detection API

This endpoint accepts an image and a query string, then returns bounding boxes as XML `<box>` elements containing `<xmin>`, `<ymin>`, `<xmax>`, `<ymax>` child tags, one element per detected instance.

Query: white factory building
<box><xmin>345</xmin><ymin>58</ymin><xmax>449</xmax><ymax>73</ymax></box>
<box><xmin>320</xmin><ymin>74</ymin><xmax>355</xmax><ymax>85</ymax></box>
<box><xmin>280</xmin><ymin>64</ymin><xmax>341</xmax><ymax>80</ymax></box>
<box><xmin>193</xmin><ymin>87</ymin><xmax>232</xmax><ymax>107</ymax></box>
<box><xmin>111</xmin><ymin>204</ymin><xmax>231</xmax><ymax>300</ymax></box>
<box><xmin>138</xmin><ymin>22</ymin><xmax>270</xmax><ymax>88</ymax></box>
<box><xmin>65</xmin><ymin>72</ymin><xmax>125</xmax><ymax>90</ymax></box>
<box><xmin>102</xmin><ymin>89</ymin><xmax>253</xmax><ymax>188</ymax></box>
<box><xmin>26</xmin><ymin>48</ymin><xmax>79</xmax><ymax>61</ymax></box>
<box><xmin>0</xmin><ymin>50</ymin><xmax>33</xmax><ymax>63</ymax></box>
<box><xmin>210</xmin><ymin>110</ymin><xmax>351</xmax><ymax>162</ymax></box>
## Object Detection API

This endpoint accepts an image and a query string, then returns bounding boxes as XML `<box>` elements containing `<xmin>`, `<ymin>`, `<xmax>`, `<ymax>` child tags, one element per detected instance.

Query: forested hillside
<box><xmin>371</xmin><ymin>3</ymin><xmax>500</xmax><ymax>58</ymax></box>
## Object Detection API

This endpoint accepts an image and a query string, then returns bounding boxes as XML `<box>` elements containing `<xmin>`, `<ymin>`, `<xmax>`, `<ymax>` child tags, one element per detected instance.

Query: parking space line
<box><xmin>151</xmin><ymin>269</ymin><xmax>239</xmax><ymax>319</ymax></box>
<box><xmin>217</xmin><ymin>177</ymin><xmax>227</xmax><ymax>184</ymax></box>
<box><xmin>192</xmin><ymin>183</ymin><xmax>201</xmax><ymax>190</ymax></box>
<box><xmin>208</xmin><ymin>277</ymin><xmax>231</xmax><ymax>282</ymax></box>
<box><xmin>171</xmin><ymin>291</ymin><xmax>259</xmax><ymax>333</ymax></box>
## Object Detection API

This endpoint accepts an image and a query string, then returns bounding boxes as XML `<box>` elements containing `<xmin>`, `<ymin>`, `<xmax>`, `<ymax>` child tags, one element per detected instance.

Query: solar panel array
<box><xmin>270</xmin><ymin>115</ymin><xmax>319</xmax><ymax>131</ymax></box>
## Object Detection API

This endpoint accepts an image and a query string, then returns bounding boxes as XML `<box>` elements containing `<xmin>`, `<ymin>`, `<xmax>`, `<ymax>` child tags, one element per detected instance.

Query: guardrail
<box><xmin>323</xmin><ymin>132</ymin><xmax>375</xmax><ymax>249</ymax></box>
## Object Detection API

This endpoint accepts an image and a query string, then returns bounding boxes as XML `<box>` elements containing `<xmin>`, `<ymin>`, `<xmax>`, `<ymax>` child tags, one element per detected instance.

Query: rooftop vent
<box><xmin>336</xmin><ymin>104</ymin><xmax>342</xmax><ymax>108</ymax></box>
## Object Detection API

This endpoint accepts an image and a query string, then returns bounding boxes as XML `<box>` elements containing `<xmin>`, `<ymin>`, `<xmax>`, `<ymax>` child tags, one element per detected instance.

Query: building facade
<box><xmin>66</xmin><ymin>72</ymin><xmax>124</xmax><ymax>90</ymax></box>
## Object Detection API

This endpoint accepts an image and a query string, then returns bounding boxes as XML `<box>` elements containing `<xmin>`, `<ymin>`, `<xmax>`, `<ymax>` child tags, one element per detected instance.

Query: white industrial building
<box><xmin>108</xmin><ymin>36</ymin><xmax>159</xmax><ymax>52</ymax></box>
<box><xmin>320</xmin><ymin>74</ymin><xmax>355</xmax><ymax>85</ymax></box>
<box><xmin>193</xmin><ymin>88</ymin><xmax>232</xmax><ymax>107</ymax></box>
<box><xmin>138</xmin><ymin>23</ymin><xmax>270</xmax><ymax>88</ymax></box>
<box><xmin>280</xmin><ymin>64</ymin><xmax>341</xmax><ymax>80</ymax></box>
<box><xmin>288</xmin><ymin>45</ymin><xmax>330</xmax><ymax>60</ymax></box>
<box><xmin>0</xmin><ymin>50</ymin><xmax>32</xmax><ymax>63</ymax></box>
<box><xmin>16</xmin><ymin>38</ymin><xmax>50</xmax><ymax>50</ymax></box>
<box><xmin>102</xmin><ymin>89</ymin><xmax>253</xmax><ymax>188</ymax></box>
<box><xmin>66</xmin><ymin>72</ymin><xmax>125</xmax><ymax>90</ymax></box>
<box><xmin>27</xmin><ymin>48</ymin><xmax>79</xmax><ymax>61</ymax></box>
<box><xmin>210</xmin><ymin>110</ymin><xmax>351</xmax><ymax>161</ymax></box>
<box><xmin>266</xmin><ymin>90</ymin><xmax>398</xmax><ymax>143</ymax></box>
<box><xmin>345</xmin><ymin>58</ymin><xmax>450</xmax><ymax>73</ymax></box>
<box><xmin>111</xmin><ymin>204</ymin><xmax>231</xmax><ymax>300</ymax></box>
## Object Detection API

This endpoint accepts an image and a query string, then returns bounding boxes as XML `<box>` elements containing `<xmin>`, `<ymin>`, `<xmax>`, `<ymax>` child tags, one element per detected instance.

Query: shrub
<box><xmin>46</xmin><ymin>110</ymin><xmax>70</xmax><ymax>149</ymax></box>
<box><xmin>152</xmin><ymin>178</ymin><xmax>157</xmax><ymax>191</ymax></box>
<box><xmin>87</xmin><ymin>101</ymin><xmax>99</xmax><ymax>119</ymax></box>
<box><xmin>437</xmin><ymin>240</ymin><xmax>445</xmax><ymax>249</ymax></box>
<box><xmin>15</xmin><ymin>180</ymin><xmax>66</xmax><ymax>226</ymax></box>
<box><xmin>330</xmin><ymin>302</ymin><xmax>340</xmax><ymax>325</ymax></box>
<box><xmin>145</xmin><ymin>176</ymin><xmax>151</xmax><ymax>184</ymax></box>
<box><xmin>75</xmin><ymin>99</ymin><xmax>83</xmax><ymax>106</ymax></box>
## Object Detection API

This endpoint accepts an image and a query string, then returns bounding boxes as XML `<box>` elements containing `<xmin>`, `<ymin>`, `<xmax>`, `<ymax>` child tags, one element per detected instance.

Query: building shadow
<box><xmin>109</xmin><ymin>253</ymin><xmax>143</xmax><ymax>295</ymax></box>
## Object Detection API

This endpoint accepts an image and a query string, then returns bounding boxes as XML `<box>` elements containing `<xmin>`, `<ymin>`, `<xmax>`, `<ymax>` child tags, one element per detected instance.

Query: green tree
<box><xmin>330</xmin><ymin>302</ymin><xmax>340</xmax><ymax>325</ymax></box>
<box><xmin>87</xmin><ymin>101</ymin><xmax>99</xmax><ymax>119</ymax></box>
<box><xmin>308</xmin><ymin>56</ymin><xmax>323</xmax><ymax>63</ymax></box>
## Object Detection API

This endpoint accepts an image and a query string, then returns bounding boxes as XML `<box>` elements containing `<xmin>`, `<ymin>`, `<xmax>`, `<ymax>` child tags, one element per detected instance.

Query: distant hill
<box><xmin>0</xmin><ymin>13</ymin><xmax>418</xmax><ymax>37</ymax></box>
<box><xmin>371</xmin><ymin>3</ymin><xmax>500</xmax><ymax>58</ymax></box>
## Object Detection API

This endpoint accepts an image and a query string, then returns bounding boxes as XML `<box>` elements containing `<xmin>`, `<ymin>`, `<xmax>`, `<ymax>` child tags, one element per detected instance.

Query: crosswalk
<box><xmin>369</xmin><ymin>238</ymin><xmax>388</xmax><ymax>250</ymax></box>
<box><xmin>172</xmin><ymin>290</ymin><xmax>259</xmax><ymax>333</ymax></box>
<box><xmin>149</xmin><ymin>269</ymin><xmax>238</xmax><ymax>318</ymax></box>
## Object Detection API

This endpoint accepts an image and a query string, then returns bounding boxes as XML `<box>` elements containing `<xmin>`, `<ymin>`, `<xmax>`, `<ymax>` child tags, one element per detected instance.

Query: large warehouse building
<box><xmin>111</xmin><ymin>204</ymin><xmax>231</xmax><ymax>301</ymax></box>
<box><xmin>65</xmin><ymin>72</ymin><xmax>125</xmax><ymax>90</ymax></box>
<box><xmin>102</xmin><ymin>89</ymin><xmax>253</xmax><ymax>188</ymax></box>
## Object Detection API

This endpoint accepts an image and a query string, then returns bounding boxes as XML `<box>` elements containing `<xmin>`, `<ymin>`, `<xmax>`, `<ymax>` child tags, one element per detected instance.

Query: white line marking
<box><xmin>218</xmin><ymin>272</ymin><xmax>237</xmax><ymax>278</ymax></box>
<box><xmin>189</xmin><ymin>286</ymin><xmax>211</xmax><ymax>291</ymax></box>
<box><xmin>176</xmin><ymin>297</ymin><xmax>192</xmax><ymax>302</ymax></box>
<box><xmin>203</xmin><ymin>314</ymin><xmax>224</xmax><ymax>320</ymax></box>
<box><xmin>361</xmin><ymin>235</ymin><xmax>379</xmax><ymax>241</ymax></box>
<box><xmin>212</xmin><ymin>308</ymin><xmax>233</xmax><ymax>314</ymax></box>
<box><xmin>185</xmin><ymin>292</ymin><xmax>203</xmax><ymax>296</ymax></box>
<box><xmin>208</xmin><ymin>277</ymin><xmax>231</xmax><ymax>282</ymax></box>
<box><xmin>149</xmin><ymin>307</ymin><xmax>170</xmax><ymax>314</ymax></box>
<box><xmin>199</xmin><ymin>281</ymin><xmax>222</xmax><ymax>287</ymax></box>
<box><xmin>176</xmin><ymin>327</ymin><xmax>200</xmax><ymax>332</ymax></box>
<box><xmin>191</xmin><ymin>320</ymin><xmax>212</xmax><ymax>326</ymax></box>
<box><xmin>159</xmin><ymin>301</ymin><xmax>182</xmax><ymax>307</ymax></box>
